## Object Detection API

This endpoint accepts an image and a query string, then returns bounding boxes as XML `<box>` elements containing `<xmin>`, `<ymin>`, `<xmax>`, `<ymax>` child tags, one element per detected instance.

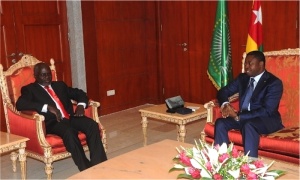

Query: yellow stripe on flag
<box><xmin>246</xmin><ymin>0</ymin><xmax>263</xmax><ymax>53</ymax></box>
<box><xmin>246</xmin><ymin>35</ymin><xmax>258</xmax><ymax>53</ymax></box>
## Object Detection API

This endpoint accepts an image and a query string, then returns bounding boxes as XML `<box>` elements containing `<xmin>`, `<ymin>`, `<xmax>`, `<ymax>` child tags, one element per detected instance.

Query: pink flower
<box><xmin>247</xmin><ymin>172</ymin><xmax>258</xmax><ymax>180</ymax></box>
<box><xmin>253</xmin><ymin>160</ymin><xmax>265</xmax><ymax>168</ymax></box>
<box><xmin>202</xmin><ymin>149</ymin><xmax>210</xmax><ymax>160</ymax></box>
<box><xmin>214</xmin><ymin>144</ymin><xmax>220</xmax><ymax>151</ymax></box>
<box><xmin>213</xmin><ymin>173</ymin><xmax>223</xmax><ymax>180</ymax></box>
<box><xmin>205</xmin><ymin>161</ymin><xmax>212</xmax><ymax>171</ymax></box>
<box><xmin>231</xmin><ymin>146</ymin><xmax>239</xmax><ymax>158</ymax></box>
<box><xmin>218</xmin><ymin>153</ymin><xmax>229</xmax><ymax>163</ymax></box>
<box><xmin>188</xmin><ymin>167</ymin><xmax>201</xmax><ymax>179</ymax></box>
<box><xmin>179</xmin><ymin>151</ymin><xmax>191</xmax><ymax>166</ymax></box>
<box><xmin>171</xmin><ymin>141</ymin><xmax>283</xmax><ymax>180</ymax></box>
<box><xmin>240</xmin><ymin>164</ymin><xmax>251</xmax><ymax>174</ymax></box>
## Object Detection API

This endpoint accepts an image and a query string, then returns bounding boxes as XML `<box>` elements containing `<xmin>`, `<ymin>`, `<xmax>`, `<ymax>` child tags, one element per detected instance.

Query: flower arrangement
<box><xmin>169</xmin><ymin>140</ymin><xmax>285</xmax><ymax>180</ymax></box>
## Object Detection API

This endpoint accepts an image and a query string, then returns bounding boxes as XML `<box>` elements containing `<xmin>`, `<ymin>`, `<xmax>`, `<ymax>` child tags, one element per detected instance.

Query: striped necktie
<box><xmin>44</xmin><ymin>86</ymin><xmax>70</xmax><ymax>119</ymax></box>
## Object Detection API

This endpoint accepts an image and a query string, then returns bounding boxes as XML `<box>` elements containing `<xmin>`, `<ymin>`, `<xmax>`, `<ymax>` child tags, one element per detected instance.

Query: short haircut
<box><xmin>34</xmin><ymin>63</ymin><xmax>49</xmax><ymax>76</ymax></box>
<box><xmin>247</xmin><ymin>50</ymin><xmax>265</xmax><ymax>64</ymax></box>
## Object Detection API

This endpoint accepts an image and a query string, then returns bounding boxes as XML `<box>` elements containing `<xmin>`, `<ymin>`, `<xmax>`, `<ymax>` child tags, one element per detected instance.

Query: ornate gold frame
<box><xmin>202</xmin><ymin>48</ymin><xmax>300</xmax><ymax>140</ymax></box>
<box><xmin>0</xmin><ymin>55</ymin><xmax>107</xmax><ymax>179</ymax></box>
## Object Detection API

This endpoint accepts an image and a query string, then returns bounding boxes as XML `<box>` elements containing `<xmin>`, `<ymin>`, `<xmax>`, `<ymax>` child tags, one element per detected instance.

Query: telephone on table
<box><xmin>165</xmin><ymin>96</ymin><xmax>193</xmax><ymax>115</ymax></box>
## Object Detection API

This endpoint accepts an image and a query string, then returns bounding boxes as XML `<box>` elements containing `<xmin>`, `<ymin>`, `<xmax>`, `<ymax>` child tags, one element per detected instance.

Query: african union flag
<box><xmin>207</xmin><ymin>0</ymin><xmax>233</xmax><ymax>90</ymax></box>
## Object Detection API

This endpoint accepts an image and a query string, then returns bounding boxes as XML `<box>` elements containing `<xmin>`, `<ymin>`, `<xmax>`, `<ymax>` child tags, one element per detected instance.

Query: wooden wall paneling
<box><xmin>81</xmin><ymin>1</ymin><xmax>100</xmax><ymax>101</ymax></box>
<box><xmin>188</xmin><ymin>1</ymin><xmax>217</xmax><ymax>104</ymax></box>
<box><xmin>144</xmin><ymin>1</ymin><xmax>160</xmax><ymax>105</ymax></box>
<box><xmin>159</xmin><ymin>1</ymin><xmax>250</xmax><ymax>105</ymax></box>
<box><xmin>0</xmin><ymin>1</ymin><xmax>17</xmax><ymax>69</ymax></box>
<box><xmin>0</xmin><ymin>1</ymin><xmax>71</xmax><ymax>131</ymax></box>
<box><xmin>81</xmin><ymin>1</ymin><xmax>298</xmax><ymax>116</ymax></box>
<box><xmin>228</xmin><ymin>1</ymin><xmax>253</xmax><ymax>77</ymax></box>
<box><xmin>160</xmin><ymin>1</ymin><xmax>299</xmax><ymax>106</ymax></box>
<box><xmin>160</xmin><ymin>1</ymin><xmax>191</xmax><ymax>101</ymax></box>
<box><xmin>135</xmin><ymin>1</ymin><xmax>159</xmax><ymax>108</ymax></box>
<box><xmin>262</xmin><ymin>1</ymin><xmax>299</xmax><ymax>50</ymax></box>
<box><xmin>0</xmin><ymin>1</ymin><xmax>16</xmax><ymax>132</ymax></box>
<box><xmin>86</xmin><ymin>1</ymin><xmax>158</xmax><ymax>115</ymax></box>
<box><xmin>13</xmin><ymin>1</ymin><xmax>71</xmax><ymax>84</ymax></box>
<box><xmin>228</xmin><ymin>1</ymin><xmax>299</xmax><ymax>77</ymax></box>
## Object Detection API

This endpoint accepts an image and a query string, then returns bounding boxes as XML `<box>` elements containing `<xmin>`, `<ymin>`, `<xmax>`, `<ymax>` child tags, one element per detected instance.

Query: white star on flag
<box><xmin>253</xmin><ymin>6</ymin><xmax>262</xmax><ymax>24</ymax></box>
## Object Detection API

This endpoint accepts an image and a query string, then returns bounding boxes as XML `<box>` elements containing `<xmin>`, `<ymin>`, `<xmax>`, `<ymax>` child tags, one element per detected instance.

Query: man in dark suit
<box><xmin>16</xmin><ymin>63</ymin><xmax>107</xmax><ymax>171</ymax></box>
<box><xmin>214</xmin><ymin>50</ymin><xmax>284</xmax><ymax>158</ymax></box>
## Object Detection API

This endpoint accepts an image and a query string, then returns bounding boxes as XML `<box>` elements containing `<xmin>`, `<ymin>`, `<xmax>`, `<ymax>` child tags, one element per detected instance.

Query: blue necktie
<box><xmin>241</xmin><ymin>78</ymin><xmax>255</xmax><ymax>111</ymax></box>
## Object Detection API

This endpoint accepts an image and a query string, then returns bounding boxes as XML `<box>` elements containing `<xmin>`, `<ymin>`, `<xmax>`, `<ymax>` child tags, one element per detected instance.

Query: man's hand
<box><xmin>47</xmin><ymin>105</ymin><xmax>62</xmax><ymax>122</ymax></box>
<box><xmin>74</xmin><ymin>105</ymin><xmax>85</xmax><ymax>117</ymax></box>
<box><xmin>221</xmin><ymin>103</ymin><xmax>238</xmax><ymax>119</ymax></box>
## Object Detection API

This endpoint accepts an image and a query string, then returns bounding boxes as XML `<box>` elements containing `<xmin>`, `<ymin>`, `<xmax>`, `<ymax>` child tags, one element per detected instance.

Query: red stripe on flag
<box><xmin>246</xmin><ymin>0</ymin><xmax>263</xmax><ymax>53</ymax></box>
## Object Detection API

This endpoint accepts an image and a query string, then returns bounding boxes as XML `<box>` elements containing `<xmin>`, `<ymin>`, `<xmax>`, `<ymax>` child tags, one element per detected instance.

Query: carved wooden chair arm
<box><xmin>6</xmin><ymin>105</ymin><xmax>51</xmax><ymax>150</ymax></box>
<box><xmin>88</xmin><ymin>100</ymin><xmax>107</xmax><ymax>152</ymax></box>
<box><xmin>71</xmin><ymin>99</ymin><xmax>107</xmax><ymax>152</ymax></box>
<box><xmin>204</xmin><ymin>93</ymin><xmax>240</xmax><ymax>123</ymax></box>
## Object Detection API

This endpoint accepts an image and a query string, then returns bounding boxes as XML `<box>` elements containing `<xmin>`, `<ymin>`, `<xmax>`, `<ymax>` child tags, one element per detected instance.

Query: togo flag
<box><xmin>246</xmin><ymin>0</ymin><xmax>263</xmax><ymax>53</ymax></box>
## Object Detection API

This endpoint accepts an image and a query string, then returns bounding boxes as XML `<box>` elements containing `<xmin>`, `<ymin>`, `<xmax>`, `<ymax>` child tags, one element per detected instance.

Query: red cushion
<box><xmin>265</xmin><ymin>55</ymin><xmax>299</xmax><ymax>127</ymax></box>
<box><xmin>259</xmin><ymin>127</ymin><xmax>299</xmax><ymax>156</ymax></box>
<box><xmin>46</xmin><ymin>132</ymin><xmax>87</xmax><ymax>154</ymax></box>
<box><xmin>204</xmin><ymin>123</ymin><xmax>299</xmax><ymax>157</ymax></box>
<box><xmin>7</xmin><ymin>67</ymin><xmax>35</xmax><ymax>104</ymax></box>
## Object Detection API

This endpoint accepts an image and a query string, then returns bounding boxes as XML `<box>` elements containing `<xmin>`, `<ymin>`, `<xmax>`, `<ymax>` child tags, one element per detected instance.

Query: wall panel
<box><xmin>0</xmin><ymin>1</ymin><xmax>70</xmax><ymax>131</ymax></box>
<box><xmin>82</xmin><ymin>1</ymin><xmax>298</xmax><ymax>115</ymax></box>
<box><xmin>83</xmin><ymin>1</ymin><xmax>158</xmax><ymax>114</ymax></box>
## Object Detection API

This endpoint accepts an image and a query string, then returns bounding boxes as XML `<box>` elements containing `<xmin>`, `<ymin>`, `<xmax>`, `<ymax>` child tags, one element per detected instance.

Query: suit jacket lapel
<box><xmin>50</xmin><ymin>82</ymin><xmax>66</xmax><ymax>104</ymax></box>
<box><xmin>33</xmin><ymin>82</ymin><xmax>56</xmax><ymax>105</ymax></box>
<box><xmin>252</xmin><ymin>71</ymin><xmax>269</xmax><ymax>98</ymax></box>
<box><xmin>34</xmin><ymin>82</ymin><xmax>50</xmax><ymax>96</ymax></box>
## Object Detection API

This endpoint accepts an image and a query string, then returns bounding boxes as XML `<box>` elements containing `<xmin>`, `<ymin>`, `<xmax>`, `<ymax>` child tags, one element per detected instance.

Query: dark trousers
<box><xmin>214</xmin><ymin>117</ymin><xmax>269</xmax><ymax>157</ymax></box>
<box><xmin>47</xmin><ymin>116</ymin><xmax>107</xmax><ymax>171</ymax></box>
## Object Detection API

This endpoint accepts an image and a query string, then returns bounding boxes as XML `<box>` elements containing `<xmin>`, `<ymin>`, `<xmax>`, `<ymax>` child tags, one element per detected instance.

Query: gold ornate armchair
<box><xmin>0</xmin><ymin>55</ymin><xmax>107</xmax><ymax>179</ymax></box>
<box><xmin>202</xmin><ymin>48</ymin><xmax>299</xmax><ymax>164</ymax></box>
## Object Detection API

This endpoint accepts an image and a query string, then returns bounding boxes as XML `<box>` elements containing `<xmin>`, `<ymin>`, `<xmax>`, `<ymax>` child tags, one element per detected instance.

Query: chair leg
<box><xmin>103</xmin><ymin>136</ymin><xmax>107</xmax><ymax>153</ymax></box>
<box><xmin>44</xmin><ymin>160</ymin><xmax>53</xmax><ymax>180</ymax></box>
<box><xmin>18</xmin><ymin>148</ymin><xmax>27</xmax><ymax>180</ymax></box>
<box><xmin>10</xmin><ymin>151</ymin><xmax>18</xmax><ymax>172</ymax></box>
<box><xmin>200</xmin><ymin>130</ymin><xmax>206</xmax><ymax>142</ymax></box>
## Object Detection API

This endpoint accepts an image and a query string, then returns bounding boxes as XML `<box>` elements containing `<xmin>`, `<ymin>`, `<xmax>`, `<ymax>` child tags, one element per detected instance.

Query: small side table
<box><xmin>0</xmin><ymin>131</ymin><xmax>29</xmax><ymax>180</ymax></box>
<box><xmin>139</xmin><ymin>102</ymin><xmax>207</xmax><ymax>146</ymax></box>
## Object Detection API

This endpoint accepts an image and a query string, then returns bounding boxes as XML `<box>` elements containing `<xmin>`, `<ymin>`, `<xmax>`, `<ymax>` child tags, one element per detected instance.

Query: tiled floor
<box><xmin>0</xmin><ymin>104</ymin><xmax>206</xmax><ymax>179</ymax></box>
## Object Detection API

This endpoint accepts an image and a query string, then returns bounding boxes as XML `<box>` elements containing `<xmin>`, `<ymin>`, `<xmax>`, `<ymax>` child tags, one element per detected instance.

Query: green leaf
<box><xmin>169</xmin><ymin>168</ymin><xmax>184</xmax><ymax>173</ymax></box>
<box><xmin>177</xmin><ymin>173</ymin><xmax>193</xmax><ymax>179</ymax></box>
<box><xmin>201</xmin><ymin>177</ymin><xmax>214</xmax><ymax>180</ymax></box>
<box><xmin>173</xmin><ymin>157</ymin><xmax>180</xmax><ymax>161</ymax></box>
<box><xmin>268</xmin><ymin>170</ymin><xmax>286</xmax><ymax>178</ymax></box>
